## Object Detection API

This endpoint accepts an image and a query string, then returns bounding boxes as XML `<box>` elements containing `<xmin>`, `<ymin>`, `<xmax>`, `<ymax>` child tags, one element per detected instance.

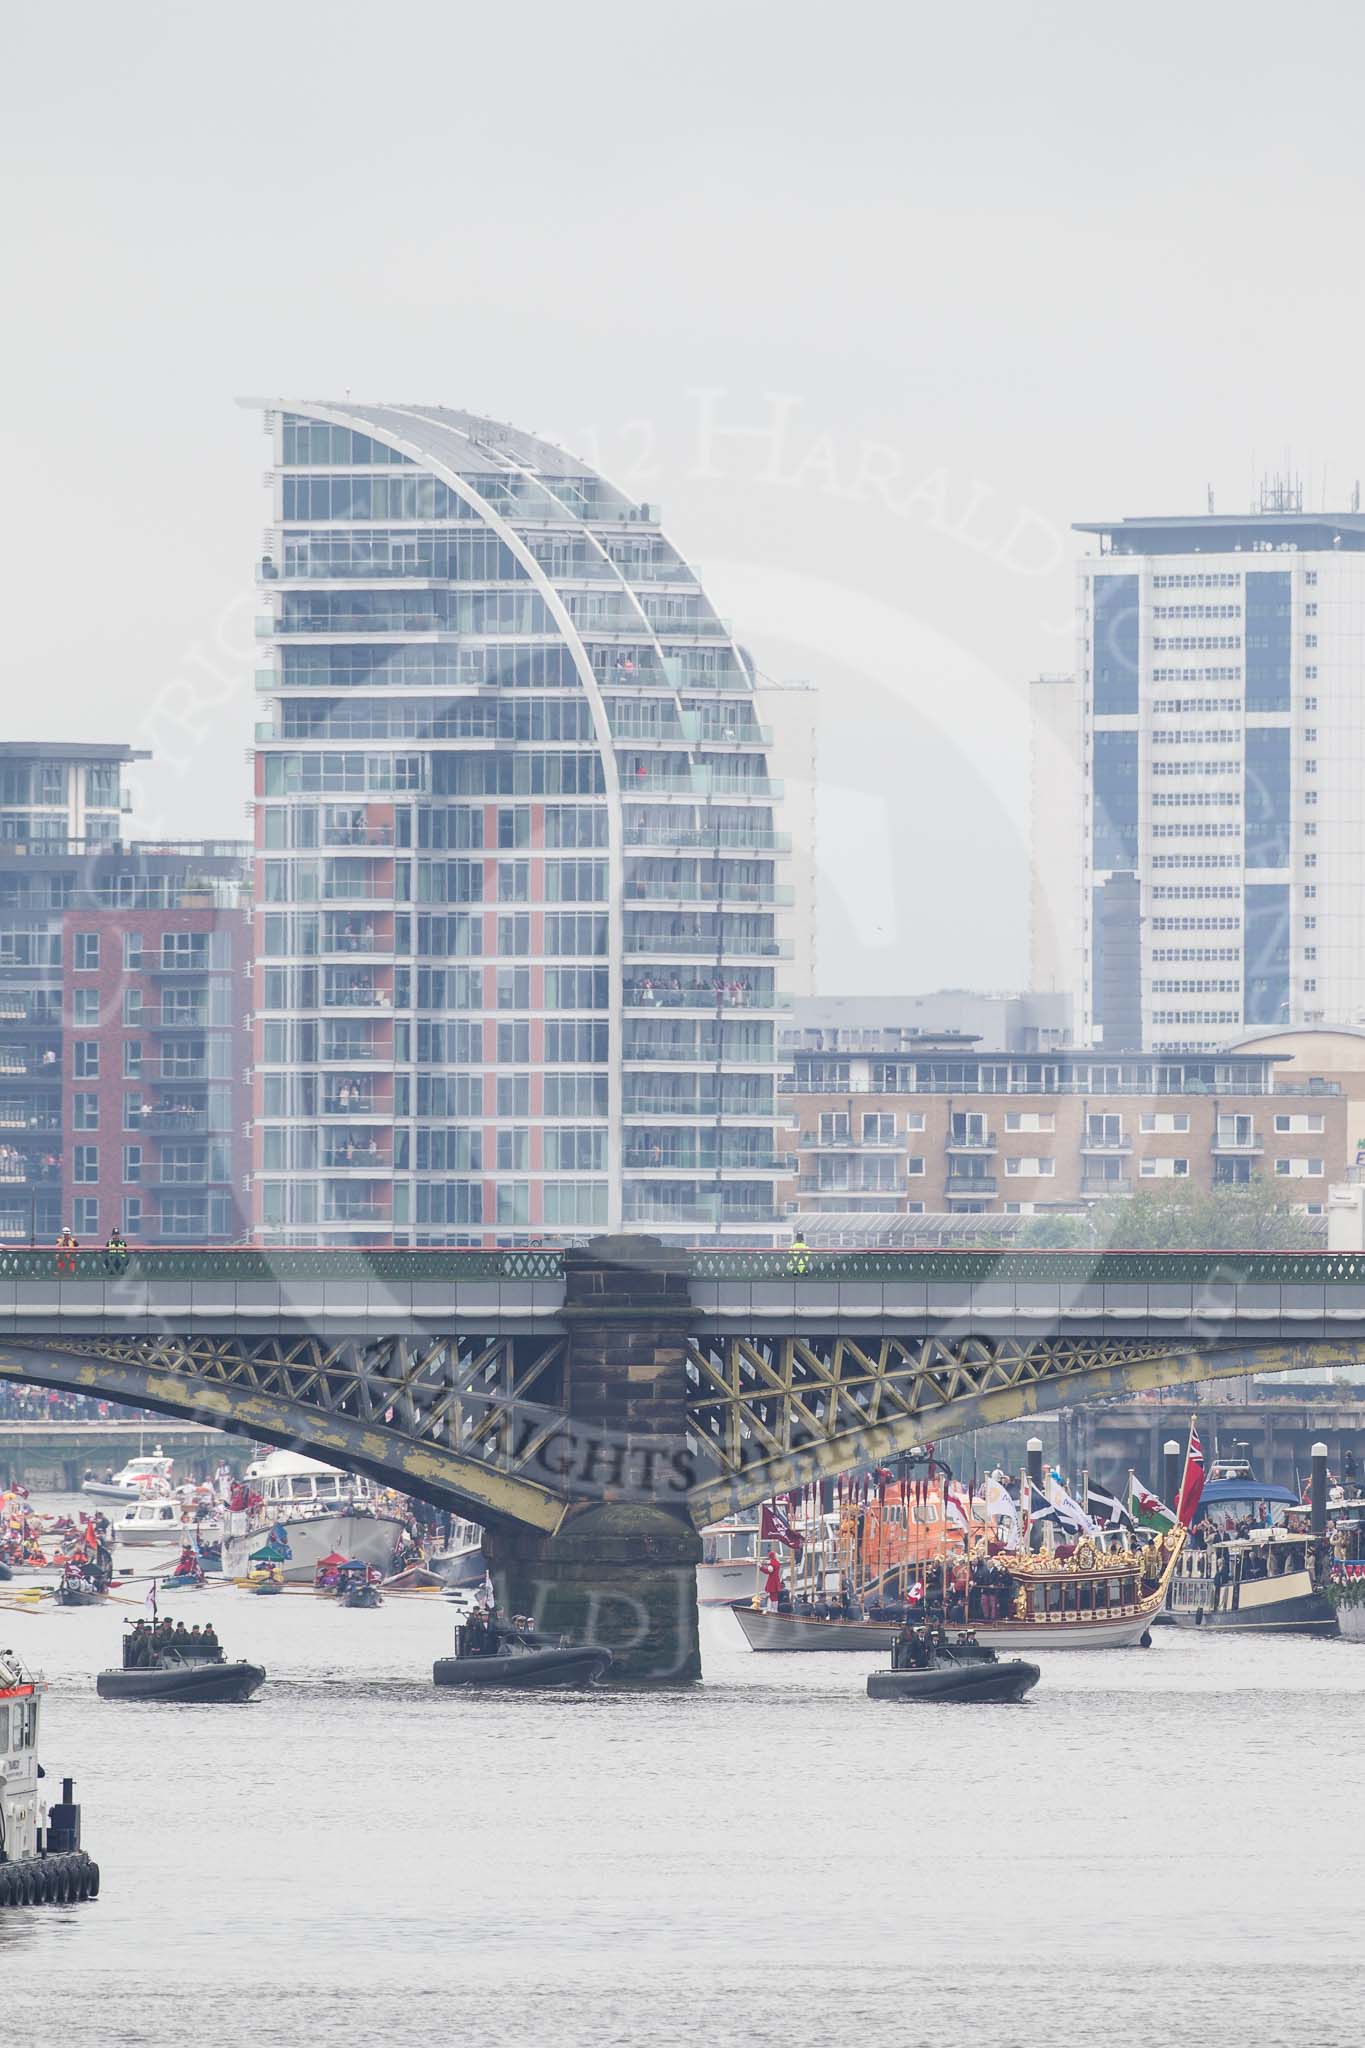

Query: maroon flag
<box><xmin>760</xmin><ymin>1501</ymin><xmax>805</xmax><ymax>1559</ymax></box>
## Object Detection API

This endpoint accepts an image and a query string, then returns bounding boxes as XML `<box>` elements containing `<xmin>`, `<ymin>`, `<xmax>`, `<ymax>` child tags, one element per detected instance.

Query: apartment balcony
<box><xmin>149</xmin><ymin>1010</ymin><xmax>211</xmax><ymax>1032</ymax></box>
<box><xmin>318</xmin><ymin>825</ymin><xmax>395</xmax><ymax>850</ymax></box>
<box><xmin>321</xmin><ymin>986</ymin><xmax>393</xmax><ymax>1010</ymax></box>
<box><xmin>146</xmin><ymin>957</ymin><xmax>211</xmax><ymax>977</ymax></box>
<box><xmin>624</xmin><ymin>880</ymin><xmax>794</xmax><ymax>908</ymax></box>
<box><xmin>0</xmin><ymin>1161</ymin><xmax>60</xmax><ymax>1187</ymax></box>
<box><xmin>320</xmin><ymin>1095</ymin><xmax>385</xmax><ymax>1117</ymax></box>
<box><xmin>0</xmin><ymin>1109</ymin><xmax>60</xmax><ymax>1133</ymax></box>
<box><xmin>141</xmin><ymin>1107</ymin><xmax>210</xmax><ymax>1133</ymax></box>
<box><xmin>945</xmin><ymin>1133</ymin><xmax>997</xmax><ymax>1154</ymax></box>
<box><xmin>796</xmin><ymin>1131</ymin><xmax>903</xmax><ymax>1151</ymax></box>
<box><xmin>624</xmin><ymin>827</ymin><xmax>791</xmax><ymax>854</ymax></box>
<box><xmin>622</xmin><ymin>1046</ymin><xmax>784</xmax><ymax>1069</ymax></box>
<box><xmin>624</xmin><ymin>984</ymin><xmax>791</xmax><ymax>1012</ymax></box>
<box><xmin>1082</xmin><ymin>1176</ymin><xmax>1132</xmax><ymax>1198</ymax></box>
<box><xmin>945</xmin><ymin>1175</ymin><xmax>998</xmax><ymax>1198</ymax></box>
<box><xmin>622</xmin><ymin>1202</ymin><xmax>777</xmax><ymax>1228</ymax></box>
<box><xmin>623</xmin><ymin>936</ymin><xmax>789</xmax><ymax>961</ymax></box>
<box><xmin>622</xmin><ymin>1105</ymin><xmax>778</xmax><ymax>1126</ymax></box>
<box><xmin>0</xmin><ymin>998</ymin><xmax>61</xmax><ymax>1027</ymax></box>
<box><xmin>321</xmin><ymin>1149</ymin><xmax>390</xmax><ymax>1172</ymax></box>
<box><xmin>624</xmin><ymin>1149</ymin><xmax>786</xmax><ymax>1175</ymax></box>
<box><xmin>1080</xmin><ymin>1136</ymin><xmax>1132</xmax><ymax>1155</ymax></box>
<box><xmin>1212</xmin><ymin>1134</ymin><xmax>1264</xmax><ymax>1154</ymax></box>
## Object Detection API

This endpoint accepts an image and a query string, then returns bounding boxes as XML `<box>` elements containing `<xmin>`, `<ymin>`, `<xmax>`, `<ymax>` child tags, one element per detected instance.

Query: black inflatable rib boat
<box><xmin>867</xmin><ymin>1642</ymin><xmax>1039</xmax><ymax>1704</ymax></box>
<box><xmin>433</xmin><ymin>1644</ymin><xmax>612</xmax><ymax>1689</ymax></box>
<box><xmin>97</xmin><ymin>1649</ymin><xmax>266</xmax><ymax>1703</ymax></box>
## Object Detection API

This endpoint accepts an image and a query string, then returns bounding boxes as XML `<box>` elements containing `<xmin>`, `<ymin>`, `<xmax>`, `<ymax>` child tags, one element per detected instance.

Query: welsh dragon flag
<box><xmin>1128</xmin><ymin>1472</ymin><xmax>1177</xmax><ymax>1532</ymax></box>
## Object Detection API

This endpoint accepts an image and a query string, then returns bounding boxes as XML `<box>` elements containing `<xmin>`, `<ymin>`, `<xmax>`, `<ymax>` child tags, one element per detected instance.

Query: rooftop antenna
<box><xmin>1354</xmin><ymin>480</ymin><xmax>1361</xmax><ymax>514</ymax></box>
<box><xmin>1207</xmin><ymin>483</ymin><xmax>1215</xmax><ymax>514</ymax></box>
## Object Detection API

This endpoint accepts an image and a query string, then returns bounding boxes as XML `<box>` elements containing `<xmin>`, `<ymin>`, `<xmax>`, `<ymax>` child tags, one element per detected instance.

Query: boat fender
<box><xmin>0</xmin><ymin>1867</ymin><xmax>14</xmax><ymax>1909</ymax></box>
<box><xmin>85</xmin><ymin>1858</ymin><xmax>100</xmax><ymax>1899</ymax></box>
<box><xmin>1193</xmin><ymin>1607</ymin><xmax>1204</xmax><ymax>1628</ymax></box>
<box><xmin>1138</xmin><ymin>1629</ymin><xmax>1152</xmax><ymax>1648</ymax></box>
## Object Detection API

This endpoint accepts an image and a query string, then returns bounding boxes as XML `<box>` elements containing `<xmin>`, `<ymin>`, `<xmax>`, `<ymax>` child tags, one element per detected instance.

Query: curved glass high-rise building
<box><xmin>250</xmin><ymin>402</ymin><xmax>789</xmax><ymax>1246</ymax></box>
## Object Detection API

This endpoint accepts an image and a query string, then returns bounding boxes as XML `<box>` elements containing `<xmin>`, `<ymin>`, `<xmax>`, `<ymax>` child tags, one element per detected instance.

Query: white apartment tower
<box><xmin>1070</xmin><ymin>501</ymin><xmax>1365</xmax><ymax>1053</ymax></box>
<box><xmin>250</xmin><ymin>402</ymin><xmax>788</xmax><ymax>1246</ymax></box>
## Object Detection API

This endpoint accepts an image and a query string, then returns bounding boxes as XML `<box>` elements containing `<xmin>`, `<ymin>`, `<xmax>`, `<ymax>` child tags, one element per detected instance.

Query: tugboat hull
<box><xmin>96</xmin><ymin>1661</ymin><xmax>266</xmax><ymax>1703</ymax></box>
<box><xmin>868</xmin><ymin>1658</ymin><xmax>1040</xmax><ymax>1703</ymax></box>
<box><xmin>433</xmin><ymin>1646</ymin><xmax>613</xmax><ymax>1689</ymax></box>
<box><xmin>1166</xmin><ymin>1581</ymin><xmax>1337</xmax><ymax>1635</ymax></box>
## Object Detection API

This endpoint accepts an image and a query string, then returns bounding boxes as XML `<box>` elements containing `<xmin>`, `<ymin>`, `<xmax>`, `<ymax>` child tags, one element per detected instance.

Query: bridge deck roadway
<box><xmin>0</xmin><ymin>1276</ymin><xmax>565</xmax><ymax>1339</ymax></box>
<box><xmin>5</xmin><ymin>1274</ymin><xmax>1365</xmax><ymax>1347</ymax></box>
<box><xmin>1</xmin><ymin>1250</ymin><xmax>1365</xmax><ymax>1347</ymax></box>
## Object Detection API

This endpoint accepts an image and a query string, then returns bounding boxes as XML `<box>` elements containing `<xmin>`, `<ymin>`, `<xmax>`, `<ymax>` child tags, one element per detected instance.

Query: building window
<box><xmin>495</xmin><ymin>1181</ymin><xmax>530</xmax><ymax>1226</ymax></box>
<box><xmin>72</xmin><ymin>988</ymin><xmax>100</xmax><ymax>1027</ymax></box>
<box><xmin>496</xmin><ymin>1130</ymin><xmax>529</xmax><ymax>1171</ymax></box>
<box><xmin>73</xmin><ymin>932</ymin><xmax>100</xmax><ymax>972</ymax></box>
<box><xmin>495</xmin><ymin>1075</ymin><xmax>530</xmax><ymax>1117</ymax></box>
<box><xmin>123</xmin><ymin>932</ymin><xmax>143</xmax><ymax>972</ymax></box>
<box><xmin>73</xmin><ymin>1145</ymin><xmax>99</xmax><ymax>1184</ymax></box>
<box><xmin>123</xmin><ymin>987</ymin><xmax>143</xmax><ymax>1026</ymax></box>
<box><xmin>496</xmin><ymin>1022</ymin><xmax>529</xmax><ymax>1063</ymax></box>
<box><xmin>124</xmin><ymin>1091</ymin><xmax>143</xmax><ymax>1131</ymax></box>
<box><xmin>497</xmin><ymin>863</ymin><xmax>530</xmax><ymax>903</ymax></box>
<box><xmin>861</xmin><ymin>1112</ymin><xmax>895</xmax><ymax>1144</ymax></box>
<box><xmin>906</xmin><ymin>1156</ymin><xmax>925</xmax><ymax>1176</ymax></box>
<box><xmin>122</xmin><ymin>1196</ymin><xmax>142</xmax><ymax>1237</ymax></box>
<box><xmin>905</xmin><ymin>1112</ymin><xmax>925</xmax><ymax>1132</ymax></box>
<box><xmin>123</xmin><ymin>1041</ymin><xmax>142</xmax><ymax>1079</ymax></box>
<box><xmin>72</xmin><ymin>1092</ymin><xmax>99</xmax><ymax>1131</ymax></box>
<box><xmin>73</xmin><ymin>1197</ymin><xmax>98</xmax><ymax>1236</ymax></box>
<box><xmin>497</xmin><ymin>808</ymin><xmax>531</xmax><ymax>849</ymax></box>
<box><xmin>122</xmin><ymin>1146</ymin><xmax>142</xmax><ymax>1184</ymax></box>
<box><xmin>73</xmin><ymin>1042</ymin><xmax>99</xmax><ymax>1079</ymax></box>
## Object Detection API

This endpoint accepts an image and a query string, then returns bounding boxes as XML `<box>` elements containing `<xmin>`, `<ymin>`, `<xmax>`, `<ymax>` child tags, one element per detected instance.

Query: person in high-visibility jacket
<box><xmin>788</xmin><ymin>1232</ymin><xmax>809</xmax><ymax>1275</ymax></box>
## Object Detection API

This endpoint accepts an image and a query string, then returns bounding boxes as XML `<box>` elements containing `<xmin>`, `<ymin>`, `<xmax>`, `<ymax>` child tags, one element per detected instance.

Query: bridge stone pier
<box><xmin>483</xmin><ymin>1239</ymin><xmax>703</xmax><ymax>1686</ymax></box>
<box><xmin>5</xmin><ymin>1237</ymin><xmax>1365</xmax><ymax>1681</ymax></box>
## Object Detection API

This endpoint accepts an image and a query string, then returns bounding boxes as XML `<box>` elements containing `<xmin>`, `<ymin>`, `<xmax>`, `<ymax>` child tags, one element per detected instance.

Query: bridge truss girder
<box><xmin>0</xmin><ymin>1333</ymin><xmax>573</xmax><ymax>1533</ymax></box>
<box><xmin>684</xmin><ymin>1331</ymin><xmax>1362</xmax><ymax>1521</ymax></box>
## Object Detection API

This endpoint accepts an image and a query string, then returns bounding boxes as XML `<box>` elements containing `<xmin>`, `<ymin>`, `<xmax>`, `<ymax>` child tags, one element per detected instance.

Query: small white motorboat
<box><xmin>113</xmin><ymin>1497</ymin><xmax>207</xmax><ymax>1549</ymax></box>
<box><xmin>81</xmin><ymin>1451</ymin><xmax>174</xmax><ymax>1504</ymax></box>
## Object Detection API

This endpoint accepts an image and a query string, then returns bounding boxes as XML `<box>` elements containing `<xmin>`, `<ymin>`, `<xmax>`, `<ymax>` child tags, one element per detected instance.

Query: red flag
<box><xmin>1176</xmin><ymin>1420</ymin><xmax>1206</xmax><ymax>1529</ymax></box>
<box><xmin>761</xmin><ymin>1501</ymin><xmax>804</xmax><ymax>1560</ymax></box>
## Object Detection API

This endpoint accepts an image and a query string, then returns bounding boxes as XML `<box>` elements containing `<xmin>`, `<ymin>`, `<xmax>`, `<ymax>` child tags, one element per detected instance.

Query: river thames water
<box><xmin>4</xmin><ymin>1495</ymin><xmax>1364</xmax><ymax>2047</ymax></box>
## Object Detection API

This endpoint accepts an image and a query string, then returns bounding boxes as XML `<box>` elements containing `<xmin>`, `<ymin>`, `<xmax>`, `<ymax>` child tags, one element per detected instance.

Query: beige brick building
<box><xmin>781</xmin><ymin>1032</ymin><xmax>1347</xmax><ymax>1221</ymax></box>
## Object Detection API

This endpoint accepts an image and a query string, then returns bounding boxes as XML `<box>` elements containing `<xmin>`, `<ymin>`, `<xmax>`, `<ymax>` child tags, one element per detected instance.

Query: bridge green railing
<box><xmin>6</xmin><ymin>1245</ymin><xmax>1365</xmax><ymax>1287</ymax></box>
<box><xmin>0</xmin><ymin>1248</ymin><xmax>566</xmax><ymax>1282</ymax></box>
<box><xmin>688</xmin><ymin>1249</ymin><xmax>1365</xmax><ymax>1283</ymax></box>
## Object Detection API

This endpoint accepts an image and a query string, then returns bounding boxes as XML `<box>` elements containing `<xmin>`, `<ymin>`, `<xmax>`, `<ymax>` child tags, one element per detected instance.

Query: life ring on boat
<box><xmin>1074</xmin><ymin>1540</ymin><xmax>1097</xmax><ymax>1572</ymax></box>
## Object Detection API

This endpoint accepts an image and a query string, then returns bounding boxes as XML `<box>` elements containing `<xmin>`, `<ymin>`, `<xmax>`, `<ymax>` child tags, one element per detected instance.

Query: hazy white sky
<box><xmin>4</xmin><ymin>1</ymin><xmax>1363</xmax><ymax>994</ymax></box>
